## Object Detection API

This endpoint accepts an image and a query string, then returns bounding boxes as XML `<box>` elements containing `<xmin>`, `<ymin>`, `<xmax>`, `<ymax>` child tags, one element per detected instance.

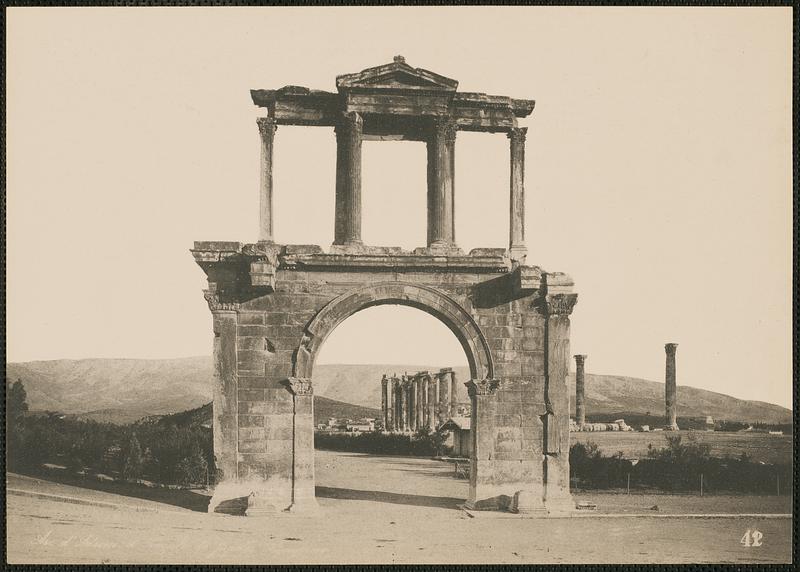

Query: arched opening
<box><xmin>296</xmin><ymin>282</ymin><xmax>490</xmax><ymax>511</ymax></box>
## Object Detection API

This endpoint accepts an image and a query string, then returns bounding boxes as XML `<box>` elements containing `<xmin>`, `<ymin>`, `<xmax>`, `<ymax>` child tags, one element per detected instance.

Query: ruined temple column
<box><xmin>574</xmin><ymin>355</ymin><xmax>587</xmax><ymax>429</ymax></box>
<box><xmin>665</xmin><ymin>343</ymin><xmax>679</xmax><ymax>430</ymax></box>
<box><xmin>410</xmin><ymin>377</ymin><xmax>418</xmax><ymax>430</ymax></box>
<box><xmin>393</xmin><ymin>379</ymin><xmax>401</xmax><ymax>431</ymax></box>
<box><xmin>416</xmin><ymin>376</ymin><xmax>424</xmax><ymax>430</ymax></box>
<box><xmin>422</xmin><ymin>375</ymin><xmax>429</xmax><ymax>428</ymax></box>
<box><xmin>427</xmin><ymin>374</ymin><xmax>436</xmax><ymax>429</ymax></box>
<box><xmin>381</xmin><ymin>376</ymin><xmax>389</xmax><ymax>431</ymax></box>
<box><xmin>334</xmin><ymin>111</ymin><xmax>363</xmax><ymax>246</ymax></box>
<box><xmin>387</xmin><ymin>377</ymin><xmax>394</xmax><ymax>431</ymax></box>
<box><xmin>450</xmin><ymin>370</ymin><xmax>458</xmax><ymax>417</ymax></box>
<box><xmin>257</xmin><ymin>117</ymin><xmax>277</xmax><ymax>242</ymax></box>
<box><xmin>439</xmin><ymin>369</ymin><xmax>451</xmax><ymax>423</ymax></box>
<box><xmin>433</xmin><ymin>373</ymin><xmax>442</xmax><ymax>428</ymax></box>
<box><xmin>426</xmin><ymin>117</ymin><xmax>457</xmax><ymax>248</ymax></box>
<box><xmin>508</xmin><ymin>127</ymin><xmax>528</xmax><ymax>261</ymax></box>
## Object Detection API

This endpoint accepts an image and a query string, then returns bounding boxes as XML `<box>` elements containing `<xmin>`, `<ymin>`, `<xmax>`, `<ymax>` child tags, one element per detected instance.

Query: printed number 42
<box><xmin>741</xmin><ymin>529</ymin><xmax>763</xmax><ymax>547</ymax></box>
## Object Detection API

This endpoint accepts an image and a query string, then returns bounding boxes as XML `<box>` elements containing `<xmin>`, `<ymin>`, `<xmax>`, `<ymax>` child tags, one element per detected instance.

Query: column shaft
<box><xmin>410</xmin><ymin>379</ymin><xmax>417</xmax><ymax>430</ymax></box>
<box><xmin>381</xmin><ymin>379</ymin><xmax>389</xmax><ymax>431</ymax></box>
<box><xmin>427</xmin><ymin>376</ymin><xmax>436</xmax><ymax>429</ymax></box>
<box><xmin>334</xmin><ymin>112</ymin><xmax>363</xmax><ymax>245</ymax></box>
<box><xmin>426</xmin><ymin>118</ymin><xmax>457</xmax><ymax>247</ymax></box>
<box><xmin>387</xmin><ymin>381</ymin><xmax>394</xmax><ymax>431</ymax></box>
<box><xmin>434</xmin><ymin>376</ymin><xmax>441</xmax><ymax>428</ymax></box>
<box><xmin>450</xmin><ymin>371</ymin><xmax>458</xmax><ymax>417</ymax></box>
<box><xmin>257</xmin><ymin>117</ymin><xmax>277</xmax><ymax>242</ymax></box>
<box><xmin>508</xmin><ymin>127</ymin><xmax>528</xmax><ymax>260</ymax></box>
<box><xmin>665</xmin><ymin>344</ymin><xmax>679</xmax><ymax>430</ymax></box>
<box><xmin>574</xmin><ymin>355</ymin><xmax>587</xmax><ymax>429</ymax></box>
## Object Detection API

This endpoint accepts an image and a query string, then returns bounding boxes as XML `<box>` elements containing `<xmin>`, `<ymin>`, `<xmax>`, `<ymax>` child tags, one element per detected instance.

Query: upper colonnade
<box><xmin>252</xmin><ymin>56</ymin><xmax>535</xmax><ymax>261</ymax></box>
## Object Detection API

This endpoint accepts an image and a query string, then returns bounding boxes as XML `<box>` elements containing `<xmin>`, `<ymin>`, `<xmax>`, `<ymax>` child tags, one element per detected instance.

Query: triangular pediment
<box><xmin>336</xmin><ymin>56</ymin><xmax>458</xmax><ymax>92</ymax></box>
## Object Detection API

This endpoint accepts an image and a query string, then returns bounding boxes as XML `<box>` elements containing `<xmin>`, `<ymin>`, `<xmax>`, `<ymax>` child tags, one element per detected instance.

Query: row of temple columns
<box><xmin>573</xmin><ymin>343</ymin><xmax>679</xmax><ymax>430</ymax></box>
<box><xmin>380</xmin><ymin>368</ymin><xmax>458</xmax><ymax>432</ymax></box>
<box><xmin>256</xmin><ymin>114</ymin><xmax>528</xmax><ymax>258</ymax></box>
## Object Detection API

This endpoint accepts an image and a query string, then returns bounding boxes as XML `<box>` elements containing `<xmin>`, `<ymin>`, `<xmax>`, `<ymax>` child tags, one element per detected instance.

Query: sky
<box><xmin>6</xmin><ymin>7</ymin><xmax>793</xmax><ymax>408</ymax></box>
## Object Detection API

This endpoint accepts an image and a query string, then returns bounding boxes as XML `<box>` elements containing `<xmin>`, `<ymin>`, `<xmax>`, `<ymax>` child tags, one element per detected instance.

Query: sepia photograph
<box><xmin>5</xmin><ymin>5</ymin><xmax>794</xmax><ymax>565</ymax></box>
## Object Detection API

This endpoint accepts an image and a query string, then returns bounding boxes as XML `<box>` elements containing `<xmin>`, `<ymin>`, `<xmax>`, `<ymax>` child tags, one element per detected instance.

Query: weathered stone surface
<box><xmin>196</xmin><ymin>58</ymin><xmax>576</xmax><ymax>517</ymax></box>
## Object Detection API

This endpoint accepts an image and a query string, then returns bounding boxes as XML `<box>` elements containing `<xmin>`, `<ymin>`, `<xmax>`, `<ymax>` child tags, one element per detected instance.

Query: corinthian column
<box><xmin>257</xmin><ymin>117</ymin><xmax>277</xmax><ymax>242</ymax></box>
<box><xmin>574</xmin><ymin>355</ymin><xmax>587</xmax><ymax>429</ymax></box>
<box><xmin>508</xmin><ymin>127</ymin><xmax>528</xmax><ymax>261</ymax></box>
<box><xmin>426</xmin><ymin>117</ymin><xmax>457</xmax><ymax>249</ymax></box>
<box><xmin>334</xmin><ymin>112</ymin><xmax>363</xmax><ymax>246</ymax></box>
<box><xmin>665</xmin><ymin>343</ymin><xmax>679</xmax><ymax>430</ymax></box>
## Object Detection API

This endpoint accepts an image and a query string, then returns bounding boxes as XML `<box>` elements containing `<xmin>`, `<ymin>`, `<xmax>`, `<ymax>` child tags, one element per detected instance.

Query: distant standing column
<box><xmin>394</xmin><ymin>379</ymin><xmax>401</xmax><ymax>431</ymax></box>
<box><xmin>333</xmin><ymin>111</ymin><xmax>363</xmax><ymax>246</ymax></box>
<box><xmin>665</xmin><ymin>343</ymin><xmax>679</xmax><ymax>430</ymax></box>
<box><xmin>574</xmin><ymin>355</ymin><xmax>587</xmax><ymax>429</ymax></box>
<box><xmin>508</xmin><ymin>126</ymin><xmax>528</xmax><ymax>261</ymax></box>
<box><xmin>410</xmin><ymin>377</ymin><xmax>417</xmax><ymax>430</ymax></box>
<box><xmin>427</xmin><ymin>375</ymin><xmax>436</xmax><ymax>429</ymax></box>
<box><xmin>450</xmin><ymin>370</ymin><xmax>458</xmax><ymax>417</ymax></box>
<box><xmin>387</xmin><ymin>378</ymin><xmax>394</xmax><ymax>431</ymax></box>
<box><xmin>433</xmin><ymin>375</ymin><xmax>441</xmax><ymax>428</ymax></box>
<box><xmin>381</xmin><ymin>376</ymin><xmax>389</xmax><ymax>431</ymax></box>
<box><xmin>257</xmin><ymin>117</ymin><xmax>277</xmax><ymax>242</ymax></box>
<box><xmin>416</xmin><ymin>376</ymin><xmax>424</xmax><ymax>430</ymax></box>
<box><xmin>422</xmin><ymin>376</ymin><xmax>429</xmax><ymax>428</ymax></box>
<box><xmin>439</xmin><ymin>370</ymin><xmax>451</xmax><ymax>423</ymax></box>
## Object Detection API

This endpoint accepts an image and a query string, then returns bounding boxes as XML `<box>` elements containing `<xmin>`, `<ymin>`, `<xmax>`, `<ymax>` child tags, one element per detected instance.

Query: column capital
<box><xmin>507</xmin><ymin>126</ymin><xmax>528</xmax><ymax>143</ymax></box>
<box><xmin>465</xmin><ymin>378</ymin><xmax>501</xmax><ymax>397</ymax></box>
<box><xmin>542</xmin><ymin>293</ymin><xmax>579</xmax><ymax>316</ymax></box>
<box><xmin>665</xmin><ymin>343</ymin><xmax>679</xmax><ymax>355</ymax></box>
<box><xmin>257</xmin><ymin>116</ymin><xmax>277</xmax><ymax>138</ymax></box>
<box><xmin>285</xmin><ymin>377</ymin><xmax>313</xmax><ymax>396</ymax></box>
<box><xmin>334</xmin><ymin>111</ymin><xmax>363</xmax><ymax>135</ymax></box>
<box><xmin>433</xmin><ymin>116</ymin><xmax>458</xmax><ymax>143</ymax></box>
<box><xmin>203</xmin><ymin>289</ymin><xmax>240</xmax><ymax>312</ymax></box>
<box><xmin>574</xmin><ymin>354</ymin><xmax>588</xmax><ymax>365</ymax></box>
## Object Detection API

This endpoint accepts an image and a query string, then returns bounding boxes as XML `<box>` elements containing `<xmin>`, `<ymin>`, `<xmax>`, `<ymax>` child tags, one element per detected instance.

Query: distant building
<box><xmin>439</xmin><ymin>417</ymin><xmax>472</xmax><ymax>458</ymax></box>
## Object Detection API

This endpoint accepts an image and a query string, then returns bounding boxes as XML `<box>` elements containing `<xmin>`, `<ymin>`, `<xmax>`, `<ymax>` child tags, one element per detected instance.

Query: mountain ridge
<box><xmin>6</xmin><ymin>356</ymin><xmax>791</xmax><ymax>425</ymax></box>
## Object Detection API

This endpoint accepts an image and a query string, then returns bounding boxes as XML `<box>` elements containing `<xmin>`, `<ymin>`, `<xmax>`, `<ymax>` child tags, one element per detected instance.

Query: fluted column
<box><xmin>422</xmin><ymin>376</ymin><xmax>429</xmax><ymax>428</ymax></box>
<box><xmin>393</xmin><ymin>379</ymin><xmax>401</xmax><ymax>431</ymax></box>
<box><xmin>416</xmin><ymin>376</ymin><xmax>424</xmax><ymax>430</ymax></box>
<box><xmin>334</xmin><ymin>112</ymin><xmax>363</xmax><ymax>246</ymax></box>
<box><xmin>439</xmin><ymin>369</ymin><xmax>450</xmax><ymax>423</ymax></box>
<box><xmin>433</xmin><ymin>374</ymin><xmax>442</xmax><ymax>428</ymax></box>
<box><xmin>426</xmin><ymin>117</ymin><xmax>457</xmax><ymax>248</ymax></box>
<box><xmin>410</xmin><ymin>377</ymin><xmax>418</xmax><ymax>430</ymax></box>
<box><xmin>665</xmin><ymin>343</ymin><xmax>679</xmax><ymax>430</ymax></box>
<box><xmin>257</xmin><ymin>117</ymin><xmax>277</xmax><ymax>242</ymax></box>
<box><xmin>381</xmin><ymin>376</ymin><xmax>389</xmax><ymax>431</ymax></box>
<box><xmin>508</xmin><ymin>127</ymin><xmax>528</xmax><ymax>261</ymax></box>
<box><xmin>450</xmin><ymin>370</ymin><xmax>458</xmax><ymax>417</ymax></box>
<box><xmin>427</xmin><ymin>374</ymin><xmax>436</xmax><ymax>429</ymax></box>
<box><xmin>574</xmin><ymin>355</ymin><xmax>587</xmax><ymax>429</ymax></box>
<box><xmin>387</xmin><ymin>378</ymin><xmax>394</xmax><ymax>431</ymax></box>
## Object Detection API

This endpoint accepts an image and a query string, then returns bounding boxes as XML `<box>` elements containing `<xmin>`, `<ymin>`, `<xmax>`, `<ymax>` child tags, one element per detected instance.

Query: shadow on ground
<box><xmin>11</xmin><ymin>469</ymin><xmax>211</xmax><ymax>513</ymax></box>
<box><xmin>315</xmin><ymin>485</ymin><xmax>464</xmax><ymax>510</ymax></box>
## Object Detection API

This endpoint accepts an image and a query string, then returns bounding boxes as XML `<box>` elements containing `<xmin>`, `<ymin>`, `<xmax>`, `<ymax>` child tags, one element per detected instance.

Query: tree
<box><xmin>175</xmin><ymin>449</ymin><xmax>208</xmax><ymax>487</ymax></box>
<box><xmin>122</xmin><ymin>433</ymin><xmax>144</xmax><ymax>481</ymax></box>
<box><xmin>8</xmin><ymin>380</ymin><xmax>29</xmax><ymax>421</ymax></box>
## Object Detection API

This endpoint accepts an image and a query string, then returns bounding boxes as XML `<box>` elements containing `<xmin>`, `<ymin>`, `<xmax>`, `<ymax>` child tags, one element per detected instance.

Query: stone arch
<box><xmin>293</xmin><ymin>281</ymin><xmax>493</xmax><ymax>381</ymax></box>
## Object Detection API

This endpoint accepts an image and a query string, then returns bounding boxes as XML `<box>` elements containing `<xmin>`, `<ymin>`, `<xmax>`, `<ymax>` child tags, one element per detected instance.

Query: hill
<box><xmin>6</xmin><ymin>357</ymin><xmax>791</xmax><ymax>425</ymax></box>
<box><xmin>141</xmin><ymin>397</ymin><xmax>379</xmax><ymax>429</ymax></box>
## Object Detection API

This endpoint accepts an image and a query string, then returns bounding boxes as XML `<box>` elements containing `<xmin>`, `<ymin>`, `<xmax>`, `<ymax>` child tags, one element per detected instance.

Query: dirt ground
<box><xmin>571</xmin><ymin>430</ymin><xmax>792</xmax><ymax>465</ymax></box>
<box><xmin>7</xmin><ymin>451</ymin><xmax>792</xmax><ymax>564</ymax></box>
